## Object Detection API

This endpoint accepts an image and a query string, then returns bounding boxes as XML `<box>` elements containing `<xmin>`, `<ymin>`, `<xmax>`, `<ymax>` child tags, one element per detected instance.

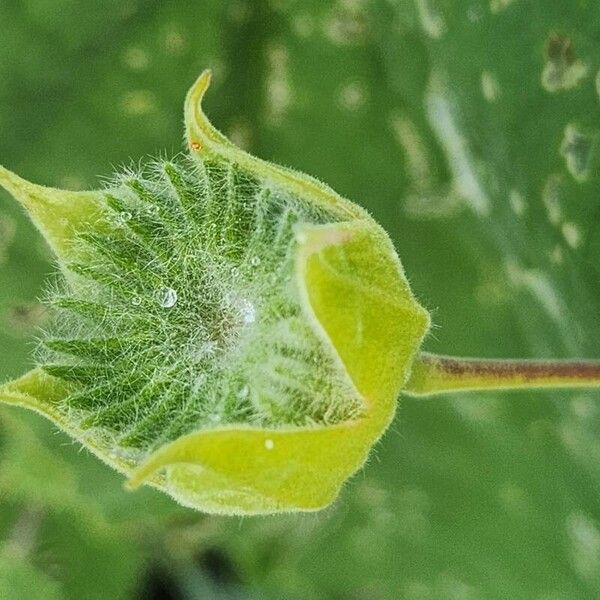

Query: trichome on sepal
<box><xmin>0</xmin><ymin>70</ymin><xmax>431</xmax><ymax>515</ymax></box>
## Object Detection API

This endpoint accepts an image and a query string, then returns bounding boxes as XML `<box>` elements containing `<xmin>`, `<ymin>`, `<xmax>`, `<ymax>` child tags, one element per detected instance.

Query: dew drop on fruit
<box><xmin>159</xmin><ymin>287</ymin><xmax>178</xmax><ymax>308</ymax></box>
<box><xmin>239</xmin><ymin>298</ymin><xmax>256</xmax><ymax>324</ymax></box>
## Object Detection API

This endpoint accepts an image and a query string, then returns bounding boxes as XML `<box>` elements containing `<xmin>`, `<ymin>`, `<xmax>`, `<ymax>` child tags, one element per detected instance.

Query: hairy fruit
<box><xmin>0</xmin><ymin>71</ymin><xmax>430</xmax><ymax>515</ymax></box>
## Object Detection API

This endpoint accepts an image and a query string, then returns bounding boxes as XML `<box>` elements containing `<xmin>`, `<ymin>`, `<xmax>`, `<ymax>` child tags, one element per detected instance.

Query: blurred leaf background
<box><xmin>1</xmin><ymin>0</ymin><xmax>600</xmax><ymax>598</ymax></box>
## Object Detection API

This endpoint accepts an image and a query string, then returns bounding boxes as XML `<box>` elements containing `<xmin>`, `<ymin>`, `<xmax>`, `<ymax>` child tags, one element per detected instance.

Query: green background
<box><xmin>1</xmin><ymin>1</ymin><xmax>600</xmax><ymax>598</ymax></box>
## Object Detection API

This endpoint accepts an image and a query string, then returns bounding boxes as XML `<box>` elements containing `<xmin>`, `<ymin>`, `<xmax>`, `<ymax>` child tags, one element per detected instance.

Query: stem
<box><xmin>404</xmin><ymin>352</ymin><xmax>600</xmax><ymax>397</ymax></box>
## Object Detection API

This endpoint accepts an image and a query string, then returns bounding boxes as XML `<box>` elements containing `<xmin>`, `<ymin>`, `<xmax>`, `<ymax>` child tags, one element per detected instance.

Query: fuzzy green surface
<box><xmin>41</xmin><ymin>156</ymin><xmax>363</xmax><ymax>455</ymax></box>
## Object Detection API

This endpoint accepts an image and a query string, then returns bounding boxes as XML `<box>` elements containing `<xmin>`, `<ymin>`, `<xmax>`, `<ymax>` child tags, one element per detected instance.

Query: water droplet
<box><xmin>159</xmin><ymin>287</ymin><xmax>178</xmax><ymax>308</ymax></box>
<box><xmin>250</xmin><ymin>256</ymin><xmax>261</xmax><ymax>267</ymax></box>
<box><xmin>264</xmin><ymin>439</ymin><xmax>274</xmax><ymax>450</ymax></box>
<box><xmin>237</xmin><ymin>384</ymin><xmax>249</xmax><ymax>399</ymax></box>
<box><xmin>239</xmin><ymin>298</ymin><xmax>256</xmax><ymax>324</ymax></box>
<box><xmin>131</xmin><ymin>296</ymin><xmax>142</xmax><ymax>306</ymax></box>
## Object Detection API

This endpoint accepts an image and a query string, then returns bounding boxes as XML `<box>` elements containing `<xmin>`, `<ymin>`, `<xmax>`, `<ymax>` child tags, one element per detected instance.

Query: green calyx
<box><xmin>0</xmin><ymin>70</ymin><xmax>430</xmax><ymax>515</ymax></box>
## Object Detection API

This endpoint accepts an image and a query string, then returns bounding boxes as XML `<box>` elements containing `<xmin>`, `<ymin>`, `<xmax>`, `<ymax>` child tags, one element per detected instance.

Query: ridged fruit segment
<box><xmin>39</xmin><ymin>156</ymin><xmax>365</xmax><ymax>456</ymax></box>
